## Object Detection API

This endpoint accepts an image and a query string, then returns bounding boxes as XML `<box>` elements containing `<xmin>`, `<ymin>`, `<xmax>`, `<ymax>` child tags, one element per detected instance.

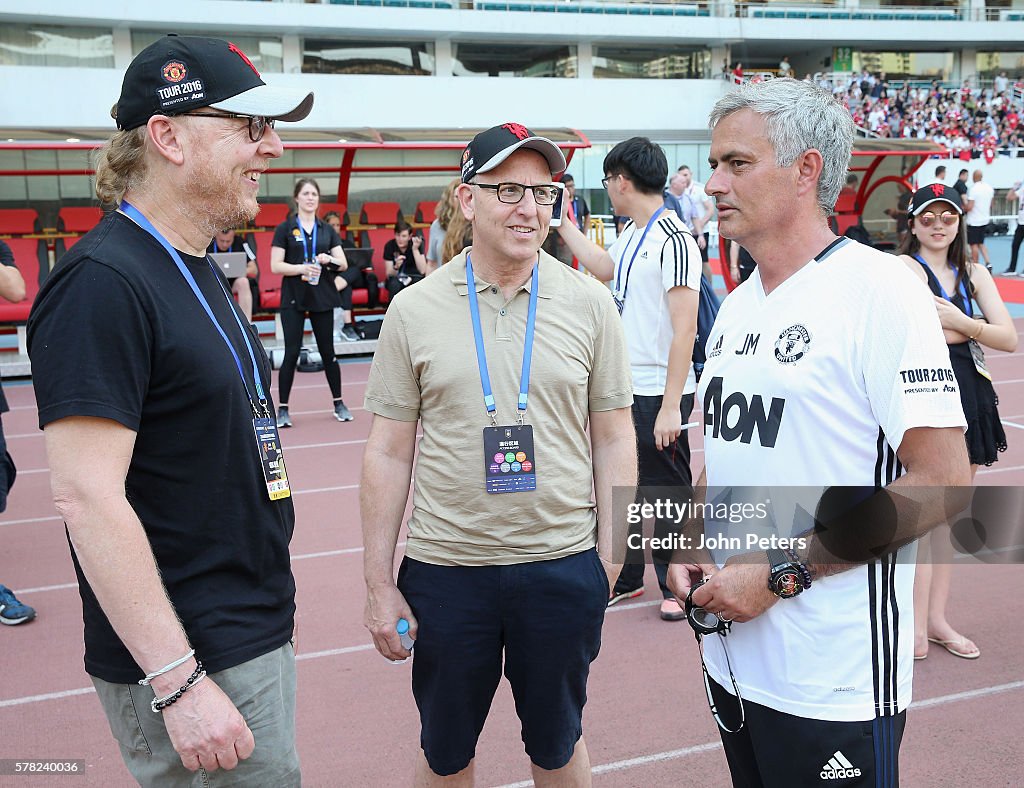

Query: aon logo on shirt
<box><xmin>703</xmin><ymin>376</ymin><xmax>786</xmax><ymax>448</ymax></box>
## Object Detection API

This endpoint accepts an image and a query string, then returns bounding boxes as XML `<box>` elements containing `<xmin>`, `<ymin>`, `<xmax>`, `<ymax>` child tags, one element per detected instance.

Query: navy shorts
<box><xmin>397</xmin><ymin>548</ymin><xmax>608</xmax><ymax>776</ymax></box>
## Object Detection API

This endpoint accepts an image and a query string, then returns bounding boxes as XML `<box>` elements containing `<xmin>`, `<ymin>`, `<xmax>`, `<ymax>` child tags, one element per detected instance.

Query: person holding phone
<box><xmin>555</xmin><ymin>137</ymin><xmax>702</xmax><ymax>621</ymax></box>
<box><xmin>383</xmin><ymin>220</ymin><xmax>427</xmax><ymax>301</ymax></box>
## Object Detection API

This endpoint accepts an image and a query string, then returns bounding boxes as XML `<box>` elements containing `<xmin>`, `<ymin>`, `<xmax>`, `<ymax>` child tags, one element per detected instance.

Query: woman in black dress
<box><xmin>899</xmin><ymin>184</ymin><xmax>1018</xmax><ymax>661</ymax></box>
<box><xmin>271</xmin><ymin>178</ymin><xmax>352</xmax><ymax>426</ymax></box>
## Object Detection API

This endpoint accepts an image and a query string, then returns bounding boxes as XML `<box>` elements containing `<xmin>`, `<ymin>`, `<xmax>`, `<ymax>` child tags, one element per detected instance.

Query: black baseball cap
<box><xmin>115</xmin><ymin>34</ymin><xmax>314</xmax><ymax>131</ymax></box>
<box><xmin>909</xmin><ymin>183</ymin><xmax>964</xmax><ymax>216</ymax></box>
<box><xmin>460</xmin><ymin>123</ymin><xmax>566</xmax><ymax>183</ymax></box>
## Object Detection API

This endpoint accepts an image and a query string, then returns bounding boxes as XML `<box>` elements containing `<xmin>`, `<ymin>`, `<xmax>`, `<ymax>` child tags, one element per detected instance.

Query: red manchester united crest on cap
<box><xmin>929</xmin><ymin>183</ymin><xmax>946</xmax><ymax>197</ymax></box>
<box><xmin>161</xmin><ymin>61</ymin><xmax>187</xmax><ymax>83</ymax></box>
<box><xmin>502</xmin><ymin>123</ymin><xmax>530</xmax><ymax>140</ymax></box>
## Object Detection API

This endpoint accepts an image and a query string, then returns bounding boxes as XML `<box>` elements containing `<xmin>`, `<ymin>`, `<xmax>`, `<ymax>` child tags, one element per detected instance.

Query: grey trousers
<box><xmin>92</xmin><ymin>642</ymin><xmax>299</xmax><ymax>787</ymax></box>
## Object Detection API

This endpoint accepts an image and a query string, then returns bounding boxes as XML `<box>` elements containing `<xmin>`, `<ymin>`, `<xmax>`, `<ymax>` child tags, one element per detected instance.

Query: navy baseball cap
<box><xmin>460</xmin><ymin>123</ymin><xmax>566</xmax><ymax>183</ymax></box>
<box><xmin>909</xmin><ymin>183</ymin><xmax>964</xmax><ymax>216</ymax></box>
<box><xmin>115</xmin><ymin>34</ymin><xmax>313</xmax><ymax>131</ymax></box>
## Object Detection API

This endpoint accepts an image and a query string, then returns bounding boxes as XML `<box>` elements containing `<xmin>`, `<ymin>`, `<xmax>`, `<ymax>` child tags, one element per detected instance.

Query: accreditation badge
<box><xmin>483</xmin><ymin>424</ymin><xmax>537</xmax><ymax>494</ymax></box>
<box><xmin>254</xmin><ymin>417</ymin><xmax>291</xmax><ymax>500</ymax></box>
<box><xmin>969</xmin><ymin>339</ymin><xmax>991</xmax><ymax>382</ymax></box>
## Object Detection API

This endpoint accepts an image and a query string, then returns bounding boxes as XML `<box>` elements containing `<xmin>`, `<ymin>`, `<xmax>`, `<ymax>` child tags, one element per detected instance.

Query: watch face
<box><xmin>776</xmin><ymin>570</ymin><xmax>802</xmax><ymax>598</ymax></box>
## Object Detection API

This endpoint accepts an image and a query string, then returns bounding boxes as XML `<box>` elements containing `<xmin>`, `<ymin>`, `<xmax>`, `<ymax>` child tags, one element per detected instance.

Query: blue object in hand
<box><xmin>397</xmin><ymin>618</ymin><xmax>415</xmax><ymax>651</ymax></box>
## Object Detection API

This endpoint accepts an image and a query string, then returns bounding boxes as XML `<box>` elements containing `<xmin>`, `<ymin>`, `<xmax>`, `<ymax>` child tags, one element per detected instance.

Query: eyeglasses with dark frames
<box><xmin>601</xmin><ymin>174</ymin><xmax>619</xmax><ymax>190</ymax></box>
<box><xmin>472</xmin><ymin>182</ymin><xmax>560</xmax><ymax>205</ymax></box>
<box><xmin>916</xmin><ymin>211</ymin><xmax>960</xmax><ymax>228</ymax></box>
<box><xmin>176</xmin><ymin>112</ymin><xmax>275</xmax><ymax>142</ymax></box>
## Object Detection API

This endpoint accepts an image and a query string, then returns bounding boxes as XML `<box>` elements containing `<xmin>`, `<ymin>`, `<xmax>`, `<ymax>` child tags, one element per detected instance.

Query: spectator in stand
<box><xmin>383</xmin><ymin>220</ymin><xmax>427</xmax><ymax>301</ymax></box>
<box><xmin>271</xmin><ymin>177</ymin><xmax>354</xmax><ymax>426</ymax></box>
<box><xmin>208</xmin><ymin>227</ymin><xmax>258</xmax><ymax>321</ymax></box>
<box><xmin>325</xmin><ymin>210</ymin><xmax>367</xmax><ymax>342</ymax></box>
<box><xmin>0</xmin><ymin>240</ymin><xmax>29</xmax><ymax>627</ymax></box>
<box><xmin>1005</xmin><ymin>180</ymin><xmax>1024</xmax><ymax>276</ymax></box>
<box><xmin>732</xmin><ymin>62</ymin><xmax>743</xmax><ymax>85</ymax></box>
<box><xmin>778</xmin><ymin>55</ymin><xmax>792</xmax><ymax>77</ymax></box>
<box><xmin>427</xmin><ymin>178</ymin><xmax>459</xmax><ymax>273</ymax></box>
<box><xmin>965</xmin><ymin>169</ymin><xmax>994</xmax><ymax>270</ymax></box>
<box><xmin>995</xmin><ymin>71</ymin><xmax>1009</xmax><ymax>97</ymax></box>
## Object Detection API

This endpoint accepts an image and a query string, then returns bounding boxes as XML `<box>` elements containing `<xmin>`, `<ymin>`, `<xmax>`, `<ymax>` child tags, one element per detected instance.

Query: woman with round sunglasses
<box><xmin>899</xmin><ymin>184</ymin><xmax>1017</xmax><ymax>661</ymax></box>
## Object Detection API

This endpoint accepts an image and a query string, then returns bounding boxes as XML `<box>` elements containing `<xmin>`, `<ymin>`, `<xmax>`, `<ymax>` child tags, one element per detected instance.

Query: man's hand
<box><xmin>690</xmin><ymin>560</ymin><xmax>778</xmax><ymax>623</ymax></box>
<box><xmin>598</xmin><ymin>553</ymin><xmax>621</xmax><ymax>593</ymax></box>
<box><xmin>695</xmin><ymin>234</ymin><xmax>707</xmax><ymax>251</ymax></box>
<box><xmin>364</xmin><ymin>581</ymin><xmax>416</xmax><ymax>661</ymax></box>
<box><xmin>411</xmin><ymin>236</ymin><xmax>422</xmax><ymax>250</ymax></box>
<box><xmin>667</xmin><ymin>561</ymin><xmax>712</xmax><ymax>605</ymax></box>
<box><xmin>654</xmin><ymin>402</ymin><xmax>683</xmax><ymax>451</ymax></box>
<box><xmin>160</xmin><ymin>676</ymin><xmax>255</xmax><ymax>772</ymax></box>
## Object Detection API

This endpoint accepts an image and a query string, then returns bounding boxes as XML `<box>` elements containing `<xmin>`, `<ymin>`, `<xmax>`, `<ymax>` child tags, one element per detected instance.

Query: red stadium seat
<box><xmin>415</xmin><ymin>201</ymin><xmax>438</xmax><ymax>224</ymax></box>
<box><xmin>359</xmin><ymin>202</ymin><xmax>402</xmax><ymax>226</ymax></box>
<box><xmin>254</xmin><ymin>203</ymin><xmax>290</xmax><ymax>230</ymax></box>
<box><xmin>56</xmin><ymin>206</ymin><xmax>105</xmax><ymax>258</ymax></box>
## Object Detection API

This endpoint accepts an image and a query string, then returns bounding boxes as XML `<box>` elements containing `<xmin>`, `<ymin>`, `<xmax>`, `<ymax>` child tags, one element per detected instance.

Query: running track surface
<box><xmin>2</xmin><ymin>323</ymin><xmax>1024</xmax><ymax>787</ymax></box>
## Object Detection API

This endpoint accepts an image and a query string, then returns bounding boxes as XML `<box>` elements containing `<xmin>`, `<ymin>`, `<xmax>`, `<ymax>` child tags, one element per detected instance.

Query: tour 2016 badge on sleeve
<box><xmin>254</xmin><ymin>416</ymin><xmax>291</xmax><ymax>500</ymax></box>
<box><xmin>484</xmin><ymin>424</ymin><xmax>537</xmax><ymax>494</ymax></box>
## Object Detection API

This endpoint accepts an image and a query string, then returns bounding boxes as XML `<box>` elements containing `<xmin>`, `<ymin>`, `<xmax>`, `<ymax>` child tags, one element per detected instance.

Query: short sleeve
<box><xmin>271</xmin><ymin>222</ymin><xmax>290</xmax><ymax>249</ymax></box>
<box><xmin>661</xmin><ymin>231</ymin><xmax>702</xmax><ymax>293</ymax></box>
<box><xmin>29</xmin><ymin>262</ymin><xmax>152</xmax><ymax>431</ymax></box>
<box><xmin>0</xmin><ymin>241</ymin><xmax>13</xmax><ymax>268</ymax></box>
<box><xmin>860</xmin><ymin>267</ymin><xmax>966</xmax><ymax>452</ymax></box>
<box><xmin>587</xmin><ymin>288</ymin><xmax>633</xmax><ymax>412</ymax></box>
<box><xmin>363</xmin><ymin>302</ymin><xmax>421</xmax><ymax>421</ymax></box>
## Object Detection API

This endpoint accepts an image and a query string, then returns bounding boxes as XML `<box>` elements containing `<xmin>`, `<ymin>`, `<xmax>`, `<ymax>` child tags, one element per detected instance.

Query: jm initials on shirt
<box><xmin>735</xmin><ymin>333</ymin><xmax>760</xmax><ymax>356</ymax></box>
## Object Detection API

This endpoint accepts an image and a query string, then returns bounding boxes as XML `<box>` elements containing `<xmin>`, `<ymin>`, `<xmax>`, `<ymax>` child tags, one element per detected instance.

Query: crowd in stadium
<box><xmin>823</xmin><ymin>70</ymin><xmax>1023</xmax><ymax>158</ymax></box>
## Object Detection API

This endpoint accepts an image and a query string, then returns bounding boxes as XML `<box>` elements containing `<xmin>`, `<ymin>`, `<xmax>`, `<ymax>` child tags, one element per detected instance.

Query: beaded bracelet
<box><xmin>784</xmin><ymin>548</ymin><xmax>814</xmax><ymax>590</ymax></box>
<box><xmin>150</xmin><ymin>661</ymin><xmax>207</xmax><ymax>713</ymax></box>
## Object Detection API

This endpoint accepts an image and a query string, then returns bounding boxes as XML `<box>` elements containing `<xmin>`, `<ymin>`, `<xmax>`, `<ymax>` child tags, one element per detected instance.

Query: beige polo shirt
<box><xmin>364</xmin><ymin>248</ymin><xmax>633</xmax><ymax>565</ymax></box>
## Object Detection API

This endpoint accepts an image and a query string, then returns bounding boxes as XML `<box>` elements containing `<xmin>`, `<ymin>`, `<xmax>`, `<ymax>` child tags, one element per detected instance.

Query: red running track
<box><xmin>2</xmin><ymin>327</ymin><xmax>1024</xmax><ymax>786</ymax></box>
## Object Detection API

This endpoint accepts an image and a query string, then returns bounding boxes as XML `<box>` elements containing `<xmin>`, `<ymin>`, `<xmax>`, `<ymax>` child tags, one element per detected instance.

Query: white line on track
<box><xmin>489</xmin><ymin>680</ymin><xmax>1024</xmax><ymax>788</ymax></box>
<box><xmin>977</xmin><ymin>463</ymin><xmax>1024</xmax><ymax>475</ymax></box>
<box><xmin>1000</xmin><ymin>420</ymin><xmax>1024</xmax><ymax>430</ymax></box>
<box><xmin>0</xmin><ymin>514</ymin><xmax>61</xmax><ymax>527</ymax></box>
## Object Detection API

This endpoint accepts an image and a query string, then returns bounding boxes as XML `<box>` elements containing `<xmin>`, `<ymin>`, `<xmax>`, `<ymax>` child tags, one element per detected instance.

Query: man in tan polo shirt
<box><xmin>361</xmin><ymin>122</ymin><xmax>637</xmax><ymax>786</ymax></box>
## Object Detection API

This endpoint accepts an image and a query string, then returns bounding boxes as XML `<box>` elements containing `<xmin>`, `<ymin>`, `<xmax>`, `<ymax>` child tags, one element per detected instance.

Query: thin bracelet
<box><xmin>971</xmin><ymin>322</ymin><xmax>984</xmax><ymax>341</ymax></box>
<box><xmin>139</xmin><ymin>649</ymin><xmax>196</xmax><ymax>686</ymax></box>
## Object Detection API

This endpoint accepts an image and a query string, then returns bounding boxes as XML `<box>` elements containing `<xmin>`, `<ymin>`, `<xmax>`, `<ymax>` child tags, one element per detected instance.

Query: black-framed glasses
<box><xmin>916</xmin><ymin>211</ymin><xmax>959</xmax><ymax>228</ymax></box>
<box><xmin>601</xmin><ymin>174</ymin><xmax>619</xmax><ymax>190</ymax></box>
<box><xmin>176</xmin><ymin>112</ymin><xmax>275</xmax><ymax>142</ymax></box>
<box><xmin>472</xmin><ymin>182</ymin><xmax>560</xmax><ymax>205</ymax></box>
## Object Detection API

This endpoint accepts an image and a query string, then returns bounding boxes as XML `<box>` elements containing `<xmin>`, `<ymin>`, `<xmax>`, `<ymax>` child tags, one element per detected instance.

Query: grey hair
<box><xmin>708</xmin><ymin>78</ymin><xmax>854</xmax><ymax>214</ymax></box>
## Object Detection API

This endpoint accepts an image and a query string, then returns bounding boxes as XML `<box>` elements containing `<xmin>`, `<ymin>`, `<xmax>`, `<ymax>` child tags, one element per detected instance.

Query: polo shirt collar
<box><xmin>448</xmin><ymin>250</ymin><xmax>554</xmax><ymax>299</ymax></box>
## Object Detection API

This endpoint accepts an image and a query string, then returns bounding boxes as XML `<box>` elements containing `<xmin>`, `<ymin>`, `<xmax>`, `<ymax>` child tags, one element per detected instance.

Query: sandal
<box><xmin>927</xmin><ymin>636</ymin><xmax>980</xmax><ymax>660</ymax></box>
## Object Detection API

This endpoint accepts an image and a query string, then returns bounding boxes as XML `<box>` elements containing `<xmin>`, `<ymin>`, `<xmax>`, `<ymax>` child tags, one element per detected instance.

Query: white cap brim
<box><xmin>910</xmin><ymin>197</ymin><xmax>963</xmax><ymax>216</ymax></box>
<box><xmin>210</xmin><ymin>84</ymin><xmax>314</xmax><ymax>122</ymax></box>
<box><xmin>477</xmin><ymin>136</ymin><xmax>567</xmax><ymax>178</ymax></box>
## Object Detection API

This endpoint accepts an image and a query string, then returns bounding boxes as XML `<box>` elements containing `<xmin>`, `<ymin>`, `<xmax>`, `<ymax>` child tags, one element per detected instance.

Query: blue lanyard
<box><xmin>297</xmin><ymin>217</ymin><xmax>317</xmax><ymax>263</ymax></box>
<box><xmin>465</xmin><ymin>253</ymin><xmax>539</xmax><ymax>425</ymax></box>
<box><xmin>120</xmin><ymin>202</ymin><xmax>270</xmax><ymax>413</ymax></box>
<box><xmin>614</xmin><ymin>205</ymin><xmax>665</xmax><ymax>306</ymax></box>
<box><xmin>914</xmin><ymin>255</ymin><xmax>972</xmax><ymax>317</ymax></box>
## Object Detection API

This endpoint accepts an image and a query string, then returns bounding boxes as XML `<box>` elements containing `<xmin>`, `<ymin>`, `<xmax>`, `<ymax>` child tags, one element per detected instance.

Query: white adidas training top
<box><xmin>608</xmin><ymin>211</ymin><xmax>703</xmax><ymax>396</ymax></box>
<box><xmin>697</xmin><ymin>238</ymin><xmax>966</xmax><ymax>722</ymax></box>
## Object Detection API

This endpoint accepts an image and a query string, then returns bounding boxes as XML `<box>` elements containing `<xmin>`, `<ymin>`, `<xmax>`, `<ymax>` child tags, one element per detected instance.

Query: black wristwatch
<box><xmin>766</xmin><ymin>548</ymin><xmax>809</xmax><ymax>599</ymax></box>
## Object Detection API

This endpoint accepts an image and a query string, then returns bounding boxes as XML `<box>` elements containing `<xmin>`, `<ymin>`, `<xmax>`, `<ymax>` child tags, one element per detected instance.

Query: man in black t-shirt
<box><xmin>209</xmin><ymin>227</ymin><xmax>259</xmax><ymax>320</ymax></box>
<box><xmin>953</xmin><ymin>168</ymin><xmax>969</xmax><ymax>198</ymax></box>
<box><xmin>27</xmin><ymin>35</ymin><xmax>313</xmax><ymax>785</ymax></box>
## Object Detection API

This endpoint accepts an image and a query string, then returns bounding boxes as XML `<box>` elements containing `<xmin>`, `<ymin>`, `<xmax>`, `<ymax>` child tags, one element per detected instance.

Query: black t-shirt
<box><xmin>953</xmin><ymin>180</ymin><xmax>969</xmax><ymax>196</ymax></box>
<box><xmin>272</xmin><ymin>217</ymin><xmax>343</xmax><ymax>312</ymax></box>
<box><xmin>28</xmin><ymin>212</ymin><xmax>296</xmax><ymax>683</ymax></box>
<box><xmin>383</xmin><ymin>238</ymin><xmax>420</xmax><ymax>278</ymax></box>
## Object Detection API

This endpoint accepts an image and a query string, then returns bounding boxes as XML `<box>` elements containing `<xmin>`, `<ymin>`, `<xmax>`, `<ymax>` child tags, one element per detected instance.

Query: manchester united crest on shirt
<box><xmin>774</xmin><ymin>324</ymin><xmax>811</xmax><ymax>364</ymax></box>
